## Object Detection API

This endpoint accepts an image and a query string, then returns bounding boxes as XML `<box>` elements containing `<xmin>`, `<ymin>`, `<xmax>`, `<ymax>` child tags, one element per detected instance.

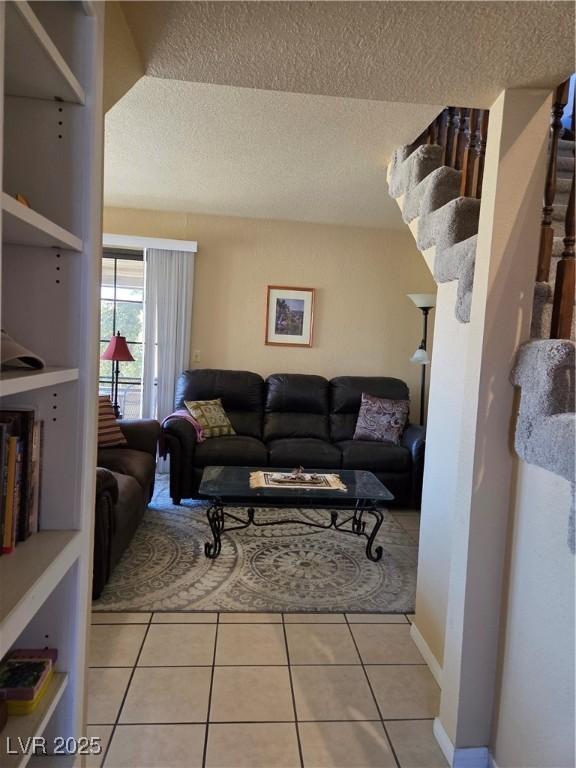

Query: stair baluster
<box><xmin>449</xmin><ymin>109</ymin><xmax>462</xmax><ymax>168</ymax></box>
<box><xmin>550</xmin><ymin>159</ymin><xmax>575</xmax><ymax>339</ymax></box>
<box><xmin>460</xmin><ymin>109</ymin><xmax>479</xmax><ymax>196</ymax></box>
<box><xmin>451</xmin><ymin>108</ymin><xmax>469</xmax><ymax>170</ymax></box>
<box><xmin>472</xmin><ymin>110</ymin><xmax>489</xmax><ymax>199</ymax></box>
<box><xmin>442</xmin><ymin>107</ymin><xmax>456</xmax><ymax>167</ymax></box>
<box><xmin>536</xmin><ymin>80</ymin><xmax>569</xmax><ymax>283</ymax></box>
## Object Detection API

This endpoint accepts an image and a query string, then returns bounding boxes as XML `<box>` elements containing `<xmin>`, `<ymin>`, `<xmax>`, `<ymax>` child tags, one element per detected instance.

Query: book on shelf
<box><xmin>0</xmin><ymin>409</ymin><xmax>44</xmax><ymax>554</ymax></box>
<box><xmin>0</xmin><ymin>649</ymin><xmax>58</xmax><ymax>716</ymax></box>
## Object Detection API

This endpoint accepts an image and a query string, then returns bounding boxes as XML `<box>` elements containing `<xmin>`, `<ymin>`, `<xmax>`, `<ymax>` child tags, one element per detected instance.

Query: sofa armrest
<box><xmin>402</xmin><ymin>423</ymin><xmax>426</xmax><ymax>508</ymax></box>
<box><xmin>402</xmin><ymin>423</ymin><xmax>426</xmax><ymax>461</ymax></box>
<box><xmin>119</xmin><ymin>419</ymin><xmax>161</xmax><ymax>456</ymax></box>
<box><xmin>96</xmin><ymin>466</ymin><xmax>119</xmax><ymax>504</ymax></box>
<box><xmin>93</xmin><ymin>468</ymin><xmax>118</xmax><ymax>599</ymax></box>
<box><xmin>162</xmin><ymin>417</ymin><xmax>199</xmax><ymax>504</ymax></box>
<box><xmin>162</xmin><ymin>417</ymin><xmax>199</xmax><ymax>450</ymax></box>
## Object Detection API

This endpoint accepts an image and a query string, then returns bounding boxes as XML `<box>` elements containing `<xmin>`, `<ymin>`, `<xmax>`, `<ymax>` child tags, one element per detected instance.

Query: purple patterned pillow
<box><xmin>353</xmin><ymin>393</ymin><xmax>410</xmax><ymax>444</ymax></box>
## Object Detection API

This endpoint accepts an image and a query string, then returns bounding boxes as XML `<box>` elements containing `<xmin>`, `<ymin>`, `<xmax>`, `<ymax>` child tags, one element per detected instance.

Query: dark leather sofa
<box><xmin>93</xmin><ymin>419</ymin><xmax>161</xmax><ymax>599</ymax></box>
<box><xmin>162</xmin><ymin>370</ymin><xmax>425</xmax><ymax>508</ymax></box>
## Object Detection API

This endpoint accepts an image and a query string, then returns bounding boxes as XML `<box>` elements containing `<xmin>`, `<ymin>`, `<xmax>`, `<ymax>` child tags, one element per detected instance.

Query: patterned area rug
<box><xmin>93</xmin><ymin>476</ymin><xmax>419</xmax><ymax>613</ymax></box>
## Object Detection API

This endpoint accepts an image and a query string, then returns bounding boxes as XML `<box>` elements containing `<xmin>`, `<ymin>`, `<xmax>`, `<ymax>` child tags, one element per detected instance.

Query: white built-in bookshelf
<box><xmin>0</xmin><ymin>1</ymin><xmax>103</xmax><ymax>764</ymax></box>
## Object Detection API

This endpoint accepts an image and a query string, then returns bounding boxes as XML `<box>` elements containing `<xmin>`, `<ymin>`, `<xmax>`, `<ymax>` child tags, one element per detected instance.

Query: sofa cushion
<box><xmin>264</xmin><ymin>374</ymin><xmax>330</xmax><ymax>441</ymax></box>
<box><xmin>194</xmin><ymin>435</ymin><xmax>268</xmax><ymax>468</ymax></box>
<box><xmin>337</xmin><ymin>440</ymin><xmax>411</xmax><ymax>473</ymax></box>
<box><xmin>175</xmin><ymin>370</ymin><xmax>264</xmax><ymax>439</ymax></box>
<box><xmin>266</xmin><ymin>374</ymin><xmax>330</xmax><ymax>414</ymax></box>
<box><xmin>330</xmin><ymin>376</ymin><xmax>410</xmax><ymax>442</ymax></box>
<box><xmin>267</xmin><ymin>438</ymin><xmax>342</xmax><ymax>469</ymax></box>
<box><xmin>97</xmin><ymin>447</ymin><xmax>156</xmax><ymax>495</ymax></box>
<box><xmin>264</xmin><ymin>413</ymin><xmax>330</xmax><ymax>442</ymax></box>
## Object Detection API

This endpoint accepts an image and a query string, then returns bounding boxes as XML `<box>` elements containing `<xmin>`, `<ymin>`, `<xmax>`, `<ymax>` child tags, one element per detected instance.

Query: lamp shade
<box><xmin>407</xmin><ymin>293</ymin><xmax>436</xmax><ymax>309</ymax></box>
<box><xmin>410</xmin><ymin>347</ymin><xmax>430</xmax><ymax>365</ymax></box>
<box><xmin>101</xmin><ymin>331</ymin><xmax>134</xmax><ymax>362</ymax></box>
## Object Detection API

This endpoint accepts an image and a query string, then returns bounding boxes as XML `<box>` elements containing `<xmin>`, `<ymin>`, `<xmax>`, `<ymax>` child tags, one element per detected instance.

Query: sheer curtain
<box><xmin>142</xmin><ymin>248</ymin><xmax>194</xmax><ymax>472</ymax></box>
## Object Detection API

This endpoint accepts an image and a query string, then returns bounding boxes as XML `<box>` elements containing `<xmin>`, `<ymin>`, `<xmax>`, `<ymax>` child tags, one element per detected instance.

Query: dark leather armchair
<box><xmin>93</xmin><ymin>419</ymin><xmax>161</xmax><ymax>599</ymax></box>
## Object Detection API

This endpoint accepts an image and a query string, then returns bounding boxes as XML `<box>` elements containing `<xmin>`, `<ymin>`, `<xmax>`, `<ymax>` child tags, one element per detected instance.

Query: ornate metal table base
<box><xmin>204</xmin><ymin>500</ymin><xmax>384</xmax><ymax>562</ymax></box>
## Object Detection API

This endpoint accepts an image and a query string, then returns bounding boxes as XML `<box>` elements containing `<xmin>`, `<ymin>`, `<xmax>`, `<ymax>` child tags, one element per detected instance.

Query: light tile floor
<box><xmin>88</xmin><ymin>611</ymin><xmax>447</xmax><ymax>768</ymax></box>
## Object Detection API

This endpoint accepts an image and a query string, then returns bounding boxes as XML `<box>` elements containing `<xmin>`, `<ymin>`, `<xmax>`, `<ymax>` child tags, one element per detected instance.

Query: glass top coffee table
<box><xmin>198</xmin><ymin>466</ymin><xmax>394</xmax><ymax>562</ymax></box>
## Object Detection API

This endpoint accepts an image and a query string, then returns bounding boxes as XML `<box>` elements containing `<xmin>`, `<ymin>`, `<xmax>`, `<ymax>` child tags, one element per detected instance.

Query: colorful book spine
<box><xmin>12</xmin><ymin>439</ymin><xmax>24</xmax><ymax>547</ymax></box>
<box><xmin>0</xmin><ymin>425</ymin><xmax>8</xmax><ymax>555</ymax></box>
<box><xmin>0</xmin><ymin>411</ymin><xmax>44</xmax><ymax>550</ymax></box>
<box><xmin>2</xmin><ymin>437</ymin><xmax>18</xmax><ymax>554</ymax></box>
<box><xmin>27</xmin><ymin>420</ymin><xmax>42</xmax><ymax>535</ymax></box>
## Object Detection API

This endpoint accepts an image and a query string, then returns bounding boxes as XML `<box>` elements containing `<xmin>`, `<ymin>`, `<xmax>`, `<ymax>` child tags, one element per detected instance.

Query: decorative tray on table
<box><xmin>249</xmin><ymin>467</ymin><xmax>347</xmax><ymax>491</ymax></box>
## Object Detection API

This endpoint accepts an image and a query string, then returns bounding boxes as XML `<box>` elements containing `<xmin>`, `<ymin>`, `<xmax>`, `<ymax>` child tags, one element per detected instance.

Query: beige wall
<box><xmin>103</xmin><ymin>207</ymin><xmax>435</xmax><ymax>400</ymax></box>
<box><xmin>492</xmin><ymin>462</ymin><xmax>574</xmax><ymax>768</ymax></box>
<box><xmin>414</xmin><ymin>278</ymin><xmax>469</xmax><ymax>669</ymax></box>
<box><xmin>104</xmin><ymin>2</ymin><xmax>143</xmax><ymax>113</ymax></box>
<box><xmin>390</xmin><ymin>88</ymin><xmax>571</xmax><ymax>766</ymax></box>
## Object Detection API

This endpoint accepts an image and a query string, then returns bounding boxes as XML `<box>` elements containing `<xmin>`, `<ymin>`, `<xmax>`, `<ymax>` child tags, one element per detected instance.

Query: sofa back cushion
<box><xmin>264</xmin><ymin>373</ymin><xmax>330</xmax><ymax>441</ymax></box>
<box><xmin>330</xmin><ymin>376</ymin><xmax>410</xmax><ymax>442</ymax></box>
<box><xmin>175</xmin><ymin>369</ymin><xmax>264</xmax><ymax>439</ymax></box>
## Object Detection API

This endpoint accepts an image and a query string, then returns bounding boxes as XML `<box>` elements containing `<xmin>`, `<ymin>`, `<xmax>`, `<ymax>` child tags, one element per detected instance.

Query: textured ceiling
<box><xmin>121</xmin><ymin>1</ymin><xmax>575</xmax><ymax>109</ymax></box>
<box><xmin>104</xmin><ymin>77</ymin><xmax>441</xmax><ymax>227</ymax></box>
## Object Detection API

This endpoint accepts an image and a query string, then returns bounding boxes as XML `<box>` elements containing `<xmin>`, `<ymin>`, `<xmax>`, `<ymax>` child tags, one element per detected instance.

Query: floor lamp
<box><xmin>407</xmin><ymin>293</ymin><xmax>436</xmax><ymax>425</ymax></box>
<box><xmin>101</xmin><ymin>331</ymin><xmax>134</xmax><ymax>419</ymax></box>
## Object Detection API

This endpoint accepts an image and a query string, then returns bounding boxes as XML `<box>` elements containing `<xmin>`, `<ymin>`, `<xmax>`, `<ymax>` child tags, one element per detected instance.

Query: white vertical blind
<box><xmin>142</xmin><ymin>248</ymin><xmax>194</xmax><ymax>472</ymax></box>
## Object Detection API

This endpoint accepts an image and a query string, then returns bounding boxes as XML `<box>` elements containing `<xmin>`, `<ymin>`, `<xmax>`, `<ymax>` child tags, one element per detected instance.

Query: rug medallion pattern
<box><xmin>93</xmin><ymin>476</ymin><xmax>418</xmax><ymax>613</ymax></box>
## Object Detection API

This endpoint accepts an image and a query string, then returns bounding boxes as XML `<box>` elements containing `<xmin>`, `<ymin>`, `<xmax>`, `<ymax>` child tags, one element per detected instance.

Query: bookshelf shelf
<box><xmin>2</xmin><ymin>193</ymin><xmax>83</xmax><ymax>251</ymax></box>
<box><xmin>0</xmin><ymin>0</ymin><xmax>103</xmax><ymax>751</ymax></box>
<box><xmin>4</xmin><ymin>2</ymin><xmax>85</xmax><ymax>105</ymax></box>
<box><xmin>0</xmin><ymin>368</ymin><xmax>80</xmax><ymax>398</ymax></box>
<box><xmin>0</xmin><ymin>532</ymin><xmax>81</xmax><ymax>657</ymax></box>
<box><xmin>0</xmin><ymin>673</ymin><xmax>69</xmax><ymax>768</ymax></box>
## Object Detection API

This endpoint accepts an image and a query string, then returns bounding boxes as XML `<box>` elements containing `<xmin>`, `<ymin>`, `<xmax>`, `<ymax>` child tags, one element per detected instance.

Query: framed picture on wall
<box><xmin>265</xmin><ymin>286</ymin><xmax>315</xmax><ymax>347</ymax></box>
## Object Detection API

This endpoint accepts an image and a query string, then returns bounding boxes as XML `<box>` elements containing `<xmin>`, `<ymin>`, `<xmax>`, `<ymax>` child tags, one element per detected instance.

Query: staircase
<box><xmin>386</xmin><ymin>95</ymin><xmax>575</xmax><ymax>548</ymax></box>
<box><xmin>387</xmin><ymin>136</ymin><xmax>480</xmax><ymax>323</ymax></box>
<box><xmin>511</xmin><ymin>117</ymin><xmax>575</xmax><ymax>537</ymax></box>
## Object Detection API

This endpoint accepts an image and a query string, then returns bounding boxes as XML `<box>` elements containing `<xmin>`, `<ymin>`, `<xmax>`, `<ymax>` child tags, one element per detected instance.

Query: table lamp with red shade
<box><xmin>100</xmin><ymin>331</ymin><xmax>134</xmax><ymax>419</ymax></box>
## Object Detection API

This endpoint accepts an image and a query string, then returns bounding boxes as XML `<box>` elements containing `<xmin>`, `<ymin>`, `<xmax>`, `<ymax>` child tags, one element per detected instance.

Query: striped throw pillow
<box><xmin>98</xmin><ymin>396</ymin><xmax>127</xmax><ymax>448</ymax></box>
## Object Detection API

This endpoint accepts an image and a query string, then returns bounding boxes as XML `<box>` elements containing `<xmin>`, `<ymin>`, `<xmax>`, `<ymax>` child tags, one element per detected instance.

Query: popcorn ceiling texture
<box><xmin>120</xmin><ymin>1</ymin><xmax>574</xmax><ymax>108</ymax></box>
<box><xmin>104</xmin><ymin>77</ymin><xmax>441</xmax><ymax>227</ymax></box>
<box><xmin>106</xmin><ymin>1</ymin><xmax>573</xmax><ymax>226</ymax></box>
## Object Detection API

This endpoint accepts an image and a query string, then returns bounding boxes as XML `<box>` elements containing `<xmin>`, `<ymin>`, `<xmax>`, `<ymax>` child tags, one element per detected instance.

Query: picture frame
<box><xmin>265</xmin><ymin>286</ymin><xmax>315</xmax><ymax>347</ymax></box>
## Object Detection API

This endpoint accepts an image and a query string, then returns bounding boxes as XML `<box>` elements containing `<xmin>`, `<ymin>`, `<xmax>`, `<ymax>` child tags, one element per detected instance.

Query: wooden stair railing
<box><xmin>412</xmin><ymin>83</ymin><xmax>575</xmax><ymax>340</ymax></box>
<box><xmin>419</xmin><ymin>106</ymin><xmax>489</xmax><ymax>199</ymax></box>
<box><xmin>550</xmin><ymin>153</ymin><xmax>575</xmax><ymax>339</ymax></box>
<box><xmin>536</xmin><ymin>79</ymin><xmax>570</xmax><ymax>283</ymax></box>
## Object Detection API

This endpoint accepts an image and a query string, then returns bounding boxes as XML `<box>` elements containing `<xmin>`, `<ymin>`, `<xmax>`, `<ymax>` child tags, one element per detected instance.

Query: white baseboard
<box><xmin>434</xmin><ymin>718</ymin><xmax>455</xmax><ymax>764</ymax></box>
<box><xmin>433</xmin><ymin>718</ymin><xmax>492</xmax><ymax>768</ymax></box>
<box><xmin>409</xmin><ymin>622</ymin><xmax>443</xmax><ymax>686</ymax></box>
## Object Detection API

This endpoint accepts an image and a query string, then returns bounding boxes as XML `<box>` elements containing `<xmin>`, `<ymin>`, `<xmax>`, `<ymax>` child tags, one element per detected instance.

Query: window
<box><xmin>99</xmin><ymin>251</ymin><xmax>145</xmax><ymax>418</ymax></box>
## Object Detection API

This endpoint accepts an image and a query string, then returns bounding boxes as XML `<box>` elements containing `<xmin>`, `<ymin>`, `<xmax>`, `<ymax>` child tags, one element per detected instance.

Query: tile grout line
<box><xmin>88</xmin><ymin>717</ymin><xmax>436</xmax><ymax>726</ymax></box>
<box><xmin>100</xmin><ymin>611</ymin><xmax>154</xmax><ymax>768</ymax></box>
<box><xmin>281</xmin><ymin>613</ymin><xmax>305</xmax><ymax>768</ymax></box>
<box><xmin>344</xmin><ymin>613</ymin><xmax>402</xmax><ymax>768</ymax></box>
<box><xmin>202</xmin><ymin>611</ymin><xmax>220</xmax><ymax>768</ymax></box>
<box><xmin>87</xmin><ymin>661</ymin><xmax>427</xmax><ymax>669</ymax></box>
